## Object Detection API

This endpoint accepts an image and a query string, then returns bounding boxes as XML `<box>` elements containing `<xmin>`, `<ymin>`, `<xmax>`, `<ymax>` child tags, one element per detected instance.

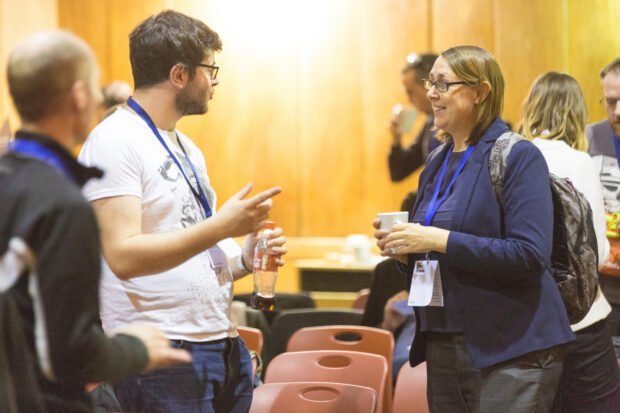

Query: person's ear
<box><xmin>475</xmin><ymin>81</ymin><xmax>491</xmax><ymax>104</ymax></box>
<box><xmin>170</xmin><ymin>63</ymin><xmax>190</xmax><ymax>89</ymax></box>
<box><xmin>71</xmin><ymin>80</ymin><xmax>89</xmax><ymax>111</ymax></box>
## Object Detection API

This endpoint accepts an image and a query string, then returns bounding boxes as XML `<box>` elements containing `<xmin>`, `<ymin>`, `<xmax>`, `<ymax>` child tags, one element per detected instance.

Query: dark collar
<box><xmin>13</xmin><ymin>130</ymin><xmax>103</xmax><ymax>187</ymax></box>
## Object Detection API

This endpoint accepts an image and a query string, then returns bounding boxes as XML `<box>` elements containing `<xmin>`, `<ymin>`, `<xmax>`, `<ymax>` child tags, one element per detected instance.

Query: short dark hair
<box><xmin>402</xmin><ymin>53</ymin><xmax>438</xmax><ymax>84</ymax></box>
<box><xmin>600</xmin><ymin>57</ymin><xmax>620</xmax><ymax>79</ymax></box>
<box><xmin>129</xmin><ymin>10</ymin><xmax>222</xmax><ymax>89</ymax></box>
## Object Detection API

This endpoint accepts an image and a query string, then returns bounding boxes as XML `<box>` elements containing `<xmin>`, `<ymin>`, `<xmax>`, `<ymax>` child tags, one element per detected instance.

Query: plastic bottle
<box><xmin>250</xmin><ymin>221</ymin><xmax>278</xmax><ymax>311</ymax></box>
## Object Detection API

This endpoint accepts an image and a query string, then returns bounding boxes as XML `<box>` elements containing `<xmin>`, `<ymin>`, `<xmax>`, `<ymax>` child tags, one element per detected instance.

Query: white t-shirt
<box><xmin>533</xmin><ymin>138</ymin><xmax>611</xmax><ymax>330</ymax></box>
<box><xmin>79</xmin><ymin>107</ymin><xmax>241</xmax><ymax>341</ymax></box>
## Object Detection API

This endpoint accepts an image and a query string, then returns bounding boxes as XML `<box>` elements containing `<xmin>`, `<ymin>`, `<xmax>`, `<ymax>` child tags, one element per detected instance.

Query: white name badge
<box><xmin>408</xmin><ymin>260</ymin><xmax>444</xmax><ymax>307</ymax></box>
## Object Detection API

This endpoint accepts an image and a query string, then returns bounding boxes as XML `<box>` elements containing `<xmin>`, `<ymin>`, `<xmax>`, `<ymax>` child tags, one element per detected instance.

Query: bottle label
<box><xmin>254</xmin><ymin>252</ymin><xmax>277</xmax><ymax>272</ymax></box>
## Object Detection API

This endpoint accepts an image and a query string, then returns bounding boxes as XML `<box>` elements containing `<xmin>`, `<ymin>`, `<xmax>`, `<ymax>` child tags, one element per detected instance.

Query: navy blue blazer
<box><xmin>407</xmin><ymin>117</ymin><xmax>575</xmax><ymax>369</ymax></box>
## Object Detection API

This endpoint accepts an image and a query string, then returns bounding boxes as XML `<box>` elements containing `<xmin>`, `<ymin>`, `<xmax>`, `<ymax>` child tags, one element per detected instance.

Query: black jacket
<box><xmin>0</xmin><ymin>131</ymin><xmax>148</xmax><ymax>412</ymax></box>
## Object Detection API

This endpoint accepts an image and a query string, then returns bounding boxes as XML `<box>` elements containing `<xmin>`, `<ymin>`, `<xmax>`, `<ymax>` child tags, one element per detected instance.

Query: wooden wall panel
<box><xmin>58</xmin><ymin>0</ymin><xmax>109</xmax><ymax>82</ymax></box>
<box><xmin>568</xmin><ymin>0</ymin><xmax>620</xmax><ymax>125</ymax></box>
<box><xmin>297</xmin><ymin>0</ymin><xmax>365</xmax><ymax>236</ymax></box>
<box><xmin>494</xmin><ymin>0</ymin><xmax>564</xmax><ymax>126</ymax></box>
<box><xmin>0</xmin><ymin>0</ymin><xmax>58</xmax><ymax>129</ymax></box>
<box><xmin>360</xmin><ymin>0</ymin><xmax>431</xmax><ymax>233</ymax></box>
<box><xmin>174</xmin><ymin>0</ymin><xmax>301</xmax><ymax>235</ymax></box>
<box><xmin>55</xmin><ymin>0</ymin><xmax>620</xmax><ymax>240</ymax></box>
<box><xmin>431</xmin><ymin>0</ymin><xmax>494</xmax><ymax>53</ymax></box>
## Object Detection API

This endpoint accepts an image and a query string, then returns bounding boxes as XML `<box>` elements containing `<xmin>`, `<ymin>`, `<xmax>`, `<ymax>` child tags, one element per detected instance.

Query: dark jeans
<box><xmin>114</xmin><ymin>336</ymin><xmax>253</xmax><ymax>413</ymax></box>
<box><xmin>425</xmin><ymin>333</ymin><xmax>564</xmax><ymax>413</ymax></box>
<box><xmin>608</xmin><ymin>302</ymin><xmax>620</xmax><ymax>357</ymax></box>
<box><xmin>552</xmin><ymin>318</ymin><xmax>620</xmax><ymax>413</ymax></box>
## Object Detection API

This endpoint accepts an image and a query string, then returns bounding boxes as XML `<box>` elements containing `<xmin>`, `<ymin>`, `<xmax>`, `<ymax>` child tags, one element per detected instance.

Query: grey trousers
<box><xmin>425</xmin><ymin>333</ymin><xmax>564</xmax><ymax>413</ymax></box>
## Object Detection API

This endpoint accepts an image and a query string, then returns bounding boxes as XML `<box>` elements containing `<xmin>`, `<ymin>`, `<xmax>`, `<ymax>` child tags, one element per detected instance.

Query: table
<box><xmin>294</xmin><ymin>258</ymin><xmax>377</xmax><ymax>293</ymax></box>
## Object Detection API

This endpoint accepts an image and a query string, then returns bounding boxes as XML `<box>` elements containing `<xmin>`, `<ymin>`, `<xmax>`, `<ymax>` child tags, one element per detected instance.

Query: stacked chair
<box><xmin>251</xmin><ymin>323</ymin><xmax>404</xmax><ymax>412</ymax></box>
<box><xmin>263</xmin><ymin>350</ymin><xmax>385</xmax><ymax>413</ymax></box>
<box><xmin>250</xmin><ymin>381</ymin><xmax>376</xmax><ymax>413</ymax></box>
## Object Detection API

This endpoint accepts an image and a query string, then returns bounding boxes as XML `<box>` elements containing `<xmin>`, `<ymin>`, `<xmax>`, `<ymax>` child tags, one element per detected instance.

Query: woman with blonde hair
<box><xmin>521</xmin><ymin>71</ymin><xmax>620</xmax><ymax>412</ymax></box>
<box><xmin>373</xmin><ymin>46</ymin><xmax>574</xmax><ymax>412</ymax></box>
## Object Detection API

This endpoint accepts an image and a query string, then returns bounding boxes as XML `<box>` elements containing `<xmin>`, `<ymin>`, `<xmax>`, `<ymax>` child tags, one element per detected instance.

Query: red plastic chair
<box><xmin>238</xmin><ymin>326</ymin><xmax>264</xmax><ymax>385</ymax></box>
<box><xmin>237</xmin><ymin>325</ymin><xmax>264</xmax><ymax>355</ymax></box>
<box><xmin>250</xmin><ymin>381</ymin><xmax>376</xmax><ymax>413</ymax></box>
<box><xmin>286</xmin><ymin>325</ymin><xmax>394</xmax><ymax>413</ymax></box>
<box><xmin>393</xmin><ymin>362</ymin><xmax>429</xmax><ymax>413</ymax></box>
<box><xmin>264</xmin><ymin>350</ymin><xmax>387</xmax><ymax>413</ymax></box>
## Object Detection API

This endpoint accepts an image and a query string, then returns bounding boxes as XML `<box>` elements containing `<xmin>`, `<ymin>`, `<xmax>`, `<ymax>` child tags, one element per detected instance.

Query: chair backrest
<box><xmin>250</xmin><ymin>381</ymin><xmax>376</xmax><ymax>413</ymax></box>
<box><xmin>393</xmin><ymin>362</ymin><xmax>429</xmax><ymax>413</ymax></box>
<box><xmin>264</xmin><ymin>350</ymin><xmax>387</xmax><ymax>413</ymax></box>
<box><xmin>264</xmin><ymin>308</ymin><xmax>363</xmax><ymax>367</ymax></box>
<box><xmin>286</xmin><ymin>325</ymin><xmax>394</xmax><ymax>413</ymax></box>
<box><xmin>237</xmin><ymin>326</ymin><xmax>264</xmax><ymax>355</ymax></box>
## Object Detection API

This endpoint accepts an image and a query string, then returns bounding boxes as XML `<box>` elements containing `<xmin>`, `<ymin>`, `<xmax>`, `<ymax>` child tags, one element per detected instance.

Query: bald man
<box><xmin>0</xmin><ymin>30</ymin><xmax>190</xmax><ymax>412</ymax></box>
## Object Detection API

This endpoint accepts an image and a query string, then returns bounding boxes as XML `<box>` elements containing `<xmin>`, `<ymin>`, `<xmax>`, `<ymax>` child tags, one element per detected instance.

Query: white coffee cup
<box><xmin>378</xmin><ymin>211</ymin><xmax>409</xmax><ymax>254</ymax></box>
<box><xmin>392</xmin><ymin>104</ymin><xmax>418</xmax><ymax>134</ymax></box>
<box><xmin>377</xmin><ymin>211</ymin><xmax>409</xmax><ymax>230</ymax></box>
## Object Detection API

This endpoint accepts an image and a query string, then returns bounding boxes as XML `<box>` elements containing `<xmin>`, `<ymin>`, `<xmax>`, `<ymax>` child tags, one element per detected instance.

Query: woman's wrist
<box><xmin>429</xmin><ymin>227</ymin><xmax>450</xmax><ymax>253</ymax></box>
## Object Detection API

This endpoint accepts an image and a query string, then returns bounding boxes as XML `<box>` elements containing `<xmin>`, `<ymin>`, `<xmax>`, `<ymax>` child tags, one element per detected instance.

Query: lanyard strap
<box><xmin>9</xmin><ymin>139</ymin><xmax>73</xmax><ymax>182</ymax></box>
<box><xmin>424</xmin><ymin>144</ymin><xmax>475</xmax><ymax>226</ymax></box>
<box><xmin>126</xmin><ymin>97</ymin><xmax>212</xmax><ymax>218</ymax></box>
<box><xmin>613</xmin><ymin>132</ymin><xmax>620</xmax><ymax>169</ymax></box>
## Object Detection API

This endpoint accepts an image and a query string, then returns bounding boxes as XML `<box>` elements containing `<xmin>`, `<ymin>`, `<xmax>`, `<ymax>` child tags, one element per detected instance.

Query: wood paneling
<box><xmin>360</xmin><ymin>0</ymin><xmax>431</xmax><ymax>234</ymax></box>
<box><xmin>568</xmin><ymin>0</ymin><xmax>620</xmax><ymax>125</ymax></box>
<box><xmin>174</xmin><ymin>0</ymin><xmax>301</xmax><ymax>235</ymax></box>
<box><xmin>54</xmin><ymin>0</ymin><xmax>620</xmax><ymax>239</ymax></box>
<box><xmin>494</xmin><ymin>0</ymin><xmax>565</xmax><ymax>126</ymax></box>
<box><xmin>431</xmin><ymin>0</ymin><xmax>494</xmax><ymax>53</ymax></box>
<box><xmin>58</xmin><ymin>0</ymin><xmax>109</xmax><ymax>82</ymax></box>
<box><xmin>0</xmin><ymin>0</ymin><xmax>58</xmax><ymax>128</ymax></box>
<box><xmin>297</xmin><ymin>0</ymin><xmax>364</xmax><ymax>236</ymax></box>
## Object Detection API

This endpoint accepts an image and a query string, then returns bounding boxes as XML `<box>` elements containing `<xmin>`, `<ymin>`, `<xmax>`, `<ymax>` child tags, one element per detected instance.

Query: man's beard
<box><xmin>175</xmin><ymin>87</ymin><xmax>208</xmax><ymax>116</ymax></box>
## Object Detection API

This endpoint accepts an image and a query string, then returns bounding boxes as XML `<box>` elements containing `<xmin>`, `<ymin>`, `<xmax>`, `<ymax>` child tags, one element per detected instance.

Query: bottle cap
<box><xmin>264</xmin><ymin>221</ymin><xmax>276</xmax><ymax>230</ymax></box>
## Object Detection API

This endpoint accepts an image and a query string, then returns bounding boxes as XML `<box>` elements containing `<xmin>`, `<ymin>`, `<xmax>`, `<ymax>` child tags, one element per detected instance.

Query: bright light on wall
<box><xmin>210</xmin><ymin>0</ymin><xmax>331</xmax><ymax>56</ymax></box>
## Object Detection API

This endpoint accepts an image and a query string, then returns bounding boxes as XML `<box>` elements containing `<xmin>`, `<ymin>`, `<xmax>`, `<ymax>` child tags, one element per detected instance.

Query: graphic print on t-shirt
<box><xmin>157</xmin><ymin>152</ymin><xmax>214</xmax><ymax>227</ymax></box>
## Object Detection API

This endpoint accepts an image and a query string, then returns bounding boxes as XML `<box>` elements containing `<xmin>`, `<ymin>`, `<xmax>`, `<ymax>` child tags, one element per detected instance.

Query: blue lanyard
<box><xmin>9</xmin><ymin>139</ymin><xmax>73</xmax><ymax>182</ymax></box>
<box><xmin>424</xmin><ymin>144</ymin><xmax>475</xmax><ymax>226</ymax></box>
<box><xmin>126</xmin><ymin>97</ymin><xmax>212</xmax><ymax>218</ymax></box>
<box><xmin>612</xmin><ymin>132</ymin><xmax>620</xmax><ymax>169</ymax></box>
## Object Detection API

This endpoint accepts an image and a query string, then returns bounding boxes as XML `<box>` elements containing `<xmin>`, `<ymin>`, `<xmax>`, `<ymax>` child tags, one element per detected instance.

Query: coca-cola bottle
<box><xmin>250</xmin><ymin>221</ymin><xmax>278</xmax><ymax>311</ymax></box>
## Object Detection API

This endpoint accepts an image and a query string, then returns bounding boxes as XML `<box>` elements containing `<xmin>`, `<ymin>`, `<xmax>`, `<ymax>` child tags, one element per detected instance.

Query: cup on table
<box><xmin>377</xmin><ymin>211</ymin><xmax>409</xmax><ymax>254</ymax></box>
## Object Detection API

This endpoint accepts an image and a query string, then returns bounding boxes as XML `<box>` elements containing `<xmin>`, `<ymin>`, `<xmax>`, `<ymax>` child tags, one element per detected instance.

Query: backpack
<box><xmin>490</xmin><ymin>132</ymin><xmax>599</xmax><ymax>324</ymax></box>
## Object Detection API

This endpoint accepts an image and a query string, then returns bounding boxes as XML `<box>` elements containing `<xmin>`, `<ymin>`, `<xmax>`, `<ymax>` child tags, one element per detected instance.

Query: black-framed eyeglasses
<box><xmin>423</xmin><ymin>78</ymin><xmax>466</xmax><ymax>93</ymax></box>
<box><xmin>197</xmin><ymin>63</ymin><xmax>219</xmax><ymax>80</ymax></box>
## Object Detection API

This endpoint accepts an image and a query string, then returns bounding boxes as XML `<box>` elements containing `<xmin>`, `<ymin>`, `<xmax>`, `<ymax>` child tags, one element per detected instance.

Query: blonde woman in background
<box><xmin>521</xmin><ymin>71</ymin><xmax>620</xmax><ymax>412</ymax></box>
